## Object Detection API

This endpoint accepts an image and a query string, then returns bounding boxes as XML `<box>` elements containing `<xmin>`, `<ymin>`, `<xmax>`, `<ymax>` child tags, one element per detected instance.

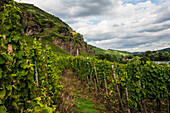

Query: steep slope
<box><xmin>18</xmin><ymin>3</ymin><xmax>94</xmax><ymax>56</ymax></box>
<box><xmin>89</xmin><ymin>45</ymin><xmax>133</xmax><ymax>58</ymax></box>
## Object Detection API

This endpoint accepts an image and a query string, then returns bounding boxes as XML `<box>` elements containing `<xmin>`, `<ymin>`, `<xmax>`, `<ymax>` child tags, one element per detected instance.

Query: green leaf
<box><xmin>42</xmin><ymin>106</ymin><xmax>53</xmax><ymax>113</ymax></box>
<box><xmin>6</xmin><ymin>85</ymin><xmax>12</xmax><ymax>91</ymax></box>
<box><xmin>12</xmin><ymin>35</ymin><xmax>20</xmax><ymax>41</ymax></box>
<box><xmin>11</xmin><ymin>74</ymin><xmax>16</xmax><ymax>77</ymax></box>
<box><xmin>0</xmin><ymin>89</ymin><xmax>6</xmax><ymax>99</ymax></box>
<box><xmin>12</xmin><ymin>101</ymin><xmax>19</xmax><ymax>110</ymax></box>
<box><xmin>12</xmin><ymin>44</ymin><xmax>17</xmax><ymax>50</ymax></box>
<box><xmin>0</xmin><ymin>56</ymin><xmax>5</xmax><ymax>64</ymax></box>
<box><xmin>4</xmin><ymin>24</ymin><xmax>12</xmax><ymax>30</ymax></box>
<box><xmin>34</xmin><ymin>97</ymin><xmax>41</xmax><ymax>101</ymax></box>
<box><xmin>6</xmin><ymin>90</ymin><xmax>12</xmax><ymax>97</ymax></box>
<box><xmin>16</xmin><ymin>51</ymin><xmax>24</xmax><ymax>59</ymax></box>
<box><xmin>0</xmin><ymin>68</ymin><xmax>2</xmax><ymax>79</ymax></box>
<box><xmin>3</xmin><ymin>54</ymin><xmax>13</xmax><ymax>62</ymax></box>
<box><xmin>0</xmin><ymin>106</ymin><xmax>6</xmax><ymax>113</ymax></box>
<box><xmin>19</xmin><ymin>51</ymin><xmax>24</xmax><ymax>56</ymax></box>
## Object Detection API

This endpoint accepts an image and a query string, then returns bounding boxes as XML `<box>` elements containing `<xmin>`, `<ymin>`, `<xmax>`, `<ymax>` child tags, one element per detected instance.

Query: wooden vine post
<box><xmin>104</xmin><ymin>72</ymin><xmax>108</xmax><ymax>95</ymax></box>
<box><xmin>76</xmin><ymin>48</ymin><xmax>79</xmax><ymax>56</ymax></box>
<box><xmin>94</xmin><ymin>65</ymin><xmax>99</xmax><ymax>84</ymax></box>
<box><xmin>112</xmin><ymin>64</ymin><xmax>124</xmax><ymax>111</ymax></box>
<box><xmin>104</xmin><ymin>72</ymin><xmax>112</xmax><ymax>110</ymax></box>
<box><xmin>94</xmin><ymin>65</ymin><xmax>101</xmax><ymax>91</ymax></box>
<box><xmin>35</xmin><ymin>61</ymin><xmax>39</xmax><ymax>86</ymax></box>
<box><xmin>86</xmin><ymin>75</ymin><xmax>91</xmax><ymax>92</ymax></box>
<box><xmin>88</xmin><ymin>64</ymin><xmax>94</xmax><ymax>87</ymax></box>
<box><xmin>125</xmin><ymin>87</ymin><xmax>130</xmax><ymax>113</ymax></box>
<box><xmin>138</xmin><ymin>80</ymin><xmax>147</xmax><ymax>113</ymax></box>
<box><xmin>94</xmin><ymin>78</ymin><xmax>98</xmax><ymax>95</ymax></box>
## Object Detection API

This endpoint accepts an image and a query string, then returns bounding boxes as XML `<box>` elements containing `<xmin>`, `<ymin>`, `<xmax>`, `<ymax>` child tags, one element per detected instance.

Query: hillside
<box><xmin>0</xmin><ymin>1</ymin><xmax>169</xmax><ymax>113</ymax></box>
<box><xmin>89</xmin><ymin>45</ymin><xmax>133</xmax><ymax>58</ymax></box>
<box><xmin>133</xmin><ymin>47</ymin><xmax>170</xmax><ymax>54</ymax></box>
<box><xmin>18</xmin><ymin>3</ymin><xmax>94</xmax><ymax>56</ymax></box>
<box><xmin>158</xmin><ymin>47</ymin><xmax>170</xmax><ymax>52</ymax></box>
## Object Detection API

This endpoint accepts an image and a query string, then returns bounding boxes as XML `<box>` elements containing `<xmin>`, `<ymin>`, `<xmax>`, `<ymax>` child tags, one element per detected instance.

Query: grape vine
<box><xmin>0</xmin><ymin>1</ymin><xmax>62</xmax><ymax>112</ymax></box>
<box><xmin>57</xmin><ymin>56</ymin><xmax>170</xmax><ymax>112</ymax></box>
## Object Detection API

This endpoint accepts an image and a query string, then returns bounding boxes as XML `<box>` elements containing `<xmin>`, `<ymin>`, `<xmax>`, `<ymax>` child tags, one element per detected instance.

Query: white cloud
<box><xmin>15</xmin><ymin>0</ymin><xmax>170</xmax><ymax>52</ymax></box>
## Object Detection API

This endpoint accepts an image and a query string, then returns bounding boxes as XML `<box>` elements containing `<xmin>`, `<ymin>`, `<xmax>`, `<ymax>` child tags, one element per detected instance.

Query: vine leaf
<box><xmin>0</xmin><ymin>89</ymin><xmax>6</xmax><ymax>99</ymax></box>
<box><xmin>12</xmin><ymin>35</ymin><xmax>20</xmax><ymax>41</ymax></box>
<box><xmin>0</xmin><ymin>106</ymin><xmax>6</xmax><ymax>113</ymax></box>
<box><xmin>6</xmin><ymin>85</ymin><xmax>12</xmax><ymax>91</ymax></box>
<box><xmin>12</xmin><ymin>101</ymin><xmax>19</xmax><ymax>110</ymax></box>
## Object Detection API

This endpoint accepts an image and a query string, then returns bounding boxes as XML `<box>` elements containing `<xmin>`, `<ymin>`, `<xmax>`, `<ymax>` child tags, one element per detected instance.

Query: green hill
<box><xmin>17</xmin><ymin>3</ymin><xmax>94</xmax><ymax>56</ymax></box>
<box><xmin>89</xmin><ymin>45</ymin><xmax>133</xmax><ymax>58</ymax></box>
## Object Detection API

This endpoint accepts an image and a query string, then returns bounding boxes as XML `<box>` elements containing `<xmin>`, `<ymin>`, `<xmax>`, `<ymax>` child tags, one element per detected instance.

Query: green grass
<box><xmin>80</xmin><ymin>51</ymin><xmax>89</xmax><ymax>57</ymax></box>
<box><xmin>73</xmin><ymin>89</ymin><xmax>78</xmax><ymax>93</ymax></box>
<box><xmin>23</xmin><ymin>36</ymin><xmax>71</xmax><ymax>56</ymax></box>
<box><xmin>74</xmin><ymin>98</ymin><xmax>99</xmax><ymax>113</ymax></box>
<box><xmin>42</xmin><ymin>39</ymin><xmax>71</xmax><ymax>56</ymax></box>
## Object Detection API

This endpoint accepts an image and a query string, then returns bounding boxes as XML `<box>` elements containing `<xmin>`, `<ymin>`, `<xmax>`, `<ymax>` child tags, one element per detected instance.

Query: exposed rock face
<box><xmin>21</xmin><ymin>12</ymin><xmax>42</xmax><ymax>36</ymax></box>
<box><xmin>57</xmin><ymin>27</ymin><xmax>73</xmax><ymax>37</ymax></box>
<box><xmin>19</xmin><ymin>4</ymin><xmax>94</xmax><ymax>56</ymax></box>
<box><xmin>52</xmin><ymin>37</ymin><xmax>93</xmax><ymax>56</ymax></box>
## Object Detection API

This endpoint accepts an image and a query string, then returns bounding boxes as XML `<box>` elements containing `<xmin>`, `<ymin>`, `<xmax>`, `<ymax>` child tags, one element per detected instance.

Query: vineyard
<box><xmin>0</xmin><ymin>0</ymin><xmax>170</xmax><ymax>113</ymax></box>
<box><xmin>57</xmin><ymin>56</ymin><xmax>170</xmax><ymax>112</ymax></box>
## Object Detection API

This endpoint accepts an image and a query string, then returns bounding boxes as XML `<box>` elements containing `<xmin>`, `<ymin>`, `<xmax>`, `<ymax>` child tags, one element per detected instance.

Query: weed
<box><xmin>74</xmin><ymin>98</ymin><xmax>99</xmax><ymax>113</ymax></box>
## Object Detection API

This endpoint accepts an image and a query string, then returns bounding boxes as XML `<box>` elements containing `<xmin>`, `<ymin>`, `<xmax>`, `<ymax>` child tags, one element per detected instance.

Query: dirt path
<box><xmin>58</xmin><ymin>69</ymin><xmax>122</xmax><ymax>113</ymax></box>
<box><xmin>58</xmin><ymin>69</ymin><xmax>108</xmax><ymax>113</ymax></box>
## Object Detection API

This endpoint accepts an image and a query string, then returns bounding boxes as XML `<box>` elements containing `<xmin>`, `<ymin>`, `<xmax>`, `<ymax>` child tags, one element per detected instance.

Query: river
<box><xmin>154</xmin><ymin>61</ymin><xmax>170</xmax><ymax>65</ymax></box>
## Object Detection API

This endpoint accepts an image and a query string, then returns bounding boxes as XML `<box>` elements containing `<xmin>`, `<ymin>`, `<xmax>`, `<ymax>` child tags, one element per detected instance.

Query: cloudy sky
<box><xmin>15</xmin><ymin>0</ymin><xmax>170</xmax><ymax>52</ymax></box>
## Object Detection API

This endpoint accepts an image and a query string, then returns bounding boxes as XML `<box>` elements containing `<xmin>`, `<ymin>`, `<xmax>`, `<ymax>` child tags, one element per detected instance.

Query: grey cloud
<box><xmin>154</xmin><ymin>5</ymin><xmax>170</xmax><ymax>23</ymax></box>
<box><xmin>64</xmin><ymin>19</ymin><xmax>79</xmax><ymax>24</ymax></box>
<box><xmin>16</xmin><ymin>0</ymin><xmax>114</xmax><ymax>18</ymax></box>
<box><xmin>112</xmin><ymin>38</ymin><xmax>157</xmax><ymax>48</ymax></box>
<box><xmin>84</xmin><ymin>33</ymin><xmax>118</xmax><ymax>41</ymax></box>
<box><xmin>113</xmin><ymin>24</ymin><xmax>119</xmax><ymax>27</ymax></box>
<box><xmin>52</xmin><ymin>0</ymin><xmax>113</xmax><ymax>18</ymax></box>
<box><xmin>140</xmin><ymin>27</ymin><xmax>170</xmax><ymax>33</ymax></box>
<box><xmin>155</xmin><ymin>14</ymin><xmax>170</xmax><ymax>23</ymax></box>
<box><xmin>89</xmin><ymin>34</ymin><xmax>169</xmax><ymax>51</ymax></box>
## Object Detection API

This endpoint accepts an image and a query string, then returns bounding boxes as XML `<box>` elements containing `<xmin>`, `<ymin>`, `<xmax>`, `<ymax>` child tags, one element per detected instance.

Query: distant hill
<box><xmin>17</xmin><ymin>3</ymin><xmax>94</xmax><ymax>56</ymax></box>
<box><xmin>132</xmin><ymin>52</ymin><xmax>145</xmax><ymax>54</ymax></box>
<box><xmin>158</xmin><ymin>48</ymin><xmax>170</xmax><ymax>52</ymax></box>
<box><xmin>133</xmin><ymin>47</ymin><xmax>170</xmax><ymax>54</ymax></box>
<box><xmin>88</xmin><ymin>45</ymin><xmax>133</xmax><ymax>58</ymax></box>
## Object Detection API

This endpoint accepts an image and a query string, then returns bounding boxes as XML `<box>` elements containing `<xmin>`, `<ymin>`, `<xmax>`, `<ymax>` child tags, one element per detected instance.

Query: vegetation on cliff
<box><xmin>18</xmin><ymin>3</ymin><xmax>94</xmax><ymax>56</ymax></box>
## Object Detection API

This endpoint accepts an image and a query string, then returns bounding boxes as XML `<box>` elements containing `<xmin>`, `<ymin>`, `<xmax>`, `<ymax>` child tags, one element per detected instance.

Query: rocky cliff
<box><xmin>18</xmin><ymin>3</ymin><xmax>94</xmax><ymax>56</ymax></box>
